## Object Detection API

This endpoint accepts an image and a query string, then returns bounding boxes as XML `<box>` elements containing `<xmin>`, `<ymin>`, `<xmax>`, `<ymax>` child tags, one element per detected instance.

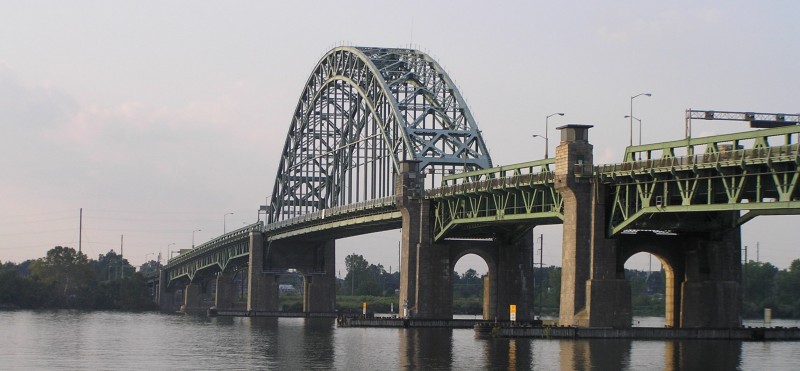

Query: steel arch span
<box><xmin>269</xmin><ymin>46</ymin><xmax>493</xmax><ymax>223</ymax></box>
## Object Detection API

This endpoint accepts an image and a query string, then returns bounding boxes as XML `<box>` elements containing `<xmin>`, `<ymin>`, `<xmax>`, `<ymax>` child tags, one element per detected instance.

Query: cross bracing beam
<box><xmin>164</xmin><ymin>222</ymin><xmax>262</xmax><ymax>286</ymax></box>
<box><xmin>264</xmin><ymin>196</ymin><xmax>399</xmax><ymax>241</ymax></box>
<box><xmin>430</xmin><ymin>159</ymin><xmax>563</xmax><ymax>241</ymax></box>
<box><xmin>604</xmin><ymin>126</ymin><xmax>800</xmax><ymax>235</ymax></box>
<box><xmin>618</xmin><ymin>124</ymin><xmax>800</xmax><ymax>164</ymax></box>
<box><xmin>268</xmin><ymin>46</ymin><xmax>493</xmax><ymax>225</ymax></box>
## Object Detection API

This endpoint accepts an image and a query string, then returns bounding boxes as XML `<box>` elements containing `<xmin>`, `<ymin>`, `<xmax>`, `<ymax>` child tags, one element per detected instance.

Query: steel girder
<box><xmin>268</xmin><ymin>46</ymin><xmax>492</xmax><ymax>224</ymax></box>
<box><xmin>600</xmin><ymin>126</ymin><xmax>800</xmax><ymax>235</ymax></box>
<box><xmin>163</xmin><ymin>222</ymin><xmax>261</xmax><ymax>286</ymax></box>
<box><xmin>429</xmin><ymin>159</ymin><xmax>563</xmax><ymax>241</ymax></box>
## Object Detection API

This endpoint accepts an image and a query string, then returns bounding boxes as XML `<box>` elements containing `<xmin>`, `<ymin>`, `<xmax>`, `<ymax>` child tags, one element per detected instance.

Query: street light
<box><xmin>192</xmin><ymin>229</ymin><xmax>202</xmax><ymax>248</ymax></box>
<box><xmin>543</xmin><ymin>112</ymin><xmax>565</xmax><ymax>159</ymax></box>
<box><xmin>223</xmin><ymin>212</ymin><xmax>234</xmax><ymax>233</ymax></box>
<box><xmin>166</xmin><ymin>242</ymin><xmax>175</xmax><ymax>263</ymax></box>
<box><xmin>624</xmin><ymin>115</ymin><xmax>643</xmax><ymax>145</ymax></box>
<box><xmin>630</xmin><ymin>93</ymin><xmax>651</xmax><ymax>146</ymax></box>
<box><xmin>532</xmin><ymin>134</ymin><xmax>546</xmax><ymax>159</ymax></box>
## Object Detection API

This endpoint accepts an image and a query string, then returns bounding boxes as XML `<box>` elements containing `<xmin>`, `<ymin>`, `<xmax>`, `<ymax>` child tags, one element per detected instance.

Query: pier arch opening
<box><xmin>276</xmin><ymin>269</ymin><xmax>305</xmax><ymax>312</ymax></box>
<box><xmin>452</xmin><ymin>252</ymin><xmax>490</xmax><ymax>319</ymax></box>
<box><xmin>623</xmin><ymin>251</ymin><xmax>676</xmax><ymax>327</ymax></box>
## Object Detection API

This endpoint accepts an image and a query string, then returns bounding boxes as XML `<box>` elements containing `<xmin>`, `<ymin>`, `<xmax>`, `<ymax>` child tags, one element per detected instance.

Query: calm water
<box><xmin>1</xmin><ymin>311</ymin><xmax>797</xmax><ymax>370</ymax></box>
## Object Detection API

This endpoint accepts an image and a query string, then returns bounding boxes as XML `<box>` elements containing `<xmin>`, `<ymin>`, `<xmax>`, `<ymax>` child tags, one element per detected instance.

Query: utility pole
<box><xmin>120</xmin><ymin>234</ymin><xmax>124</xmax><ymax>279</ymax></box>
<box><xmin>78</xmin><ymin>208</ymin><xmax>83</xmax><ymax>254</ymax></box>
<box><xmin>538</xmin><ymin>233</ymin><xmax>544</xmax><ymax>317</ymax></box>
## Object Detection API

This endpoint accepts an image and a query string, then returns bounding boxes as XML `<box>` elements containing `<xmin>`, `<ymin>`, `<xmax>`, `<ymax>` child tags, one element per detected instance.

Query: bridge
<box><xmin>156</xmin><ymin>46</ymin><xmax>800</xmax><ymax>328</ymax></box>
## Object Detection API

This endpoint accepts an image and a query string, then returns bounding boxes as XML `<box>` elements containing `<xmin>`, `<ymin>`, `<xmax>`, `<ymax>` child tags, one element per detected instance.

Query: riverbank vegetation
<box><xmin>2</xmin><ymin>248</ymin><xmax>800</xmax><ymax>319</ymax></box>
<box><xmin>0</xmin><ymin>246</ymin><xmax>156</xmax><ymax>311</ymax></box>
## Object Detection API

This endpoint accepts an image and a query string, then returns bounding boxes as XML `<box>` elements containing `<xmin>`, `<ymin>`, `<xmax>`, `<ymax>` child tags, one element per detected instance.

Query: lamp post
<box><xmin>630</xmin><ymin>93</ymin><xmax>651</xmax><ymax>146</ymax></box>
<box><xmin>223</xmin><ymin>212</ymin><xmax>234</xmax><ymax>233</ymax></box>
<box><xmin>624</xmin><ymin>115</ymin><xmax>642</xmax><ymax>145</ymax></box>
<box><xmin>532</xmin><ymin>134</ymin><xmax>546</xmax><ymax>159</ymax></box>
<box><xmin>192</xmin><ymin>229</ymin><xmax>202</xmax><ymax>248</ymax></box>
<box><xmin>543</xmin><ymin>112</ymin><xmax>565</xmax><ymax>159</ymax></box>
<box><xmin>166</xmin><ymin>242</ymin><xmax>175</xmax><ymax>263</ymax></box>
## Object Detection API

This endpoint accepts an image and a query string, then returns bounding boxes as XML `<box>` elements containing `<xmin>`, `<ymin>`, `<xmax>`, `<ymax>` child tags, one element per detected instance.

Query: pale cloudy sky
<box><xmin>1</xmin><ymin>1</ymin><xmax>799</xmax><ymax>275</ymax></box>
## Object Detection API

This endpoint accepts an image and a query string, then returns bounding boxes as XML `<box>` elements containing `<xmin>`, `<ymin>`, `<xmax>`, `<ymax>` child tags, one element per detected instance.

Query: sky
<box><xmin>2</xmin><ymin>1</ymin><xmax>799</xmax><ymax>276</ymax></box>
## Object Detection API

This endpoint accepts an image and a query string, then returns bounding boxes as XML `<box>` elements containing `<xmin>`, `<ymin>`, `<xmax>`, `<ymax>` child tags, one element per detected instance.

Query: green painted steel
<box><xmin>163</xmin><ymin>126</ymin><xmax>800</xmax><ymax>285</ymax></box>
<box><xmin>430</xmin><ymin>158</ymin><xmax>562</xmax><ymax>240</ymax></box>
<box><xmin>163</xmin><ymin>222</ymin><xmax>262</xmax><ymax>285</ymax></box>
<box><xmin>603</xmin><ymin>125</ymin><xmax>800</xmax><ymax>235</ymax></box>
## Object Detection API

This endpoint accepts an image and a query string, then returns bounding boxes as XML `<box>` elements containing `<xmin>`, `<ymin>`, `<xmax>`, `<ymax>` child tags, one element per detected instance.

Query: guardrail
<box><xmin>598</xmin><ymin>143</ymin><xmax>800</xmax><ymax>176</ymax></box>
<box><xmin>265</xmin><ymin>196</ymin><xmax>397</xmax><ymax>232</ymax></box>
<box><xmin>441</xmin><ymin>158</ymin><xmax>554</xmax><ymax>186</ymax></box>
<box><xmin>429</xmin><ymin>171</ymin><xmax>555</xmax><ymax>198</ymax></box>
<box><xmin>165</xmin><ymin>221</ymin><xmax>263</xmax><ymax>268</ymax></box>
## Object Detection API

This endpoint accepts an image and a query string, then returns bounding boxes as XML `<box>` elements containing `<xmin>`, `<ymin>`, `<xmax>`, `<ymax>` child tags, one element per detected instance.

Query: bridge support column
<box><xmin>303</xmin><ymin>240</ymin><xmax>336</xmax><ymax>314</ymax></box>
<box><xmin>158</xmin><ymin>269</ymin><xmax>179</xmax><ymax>313</ymax></box>
<box><xmin>494</xmin><ymin>234</ymin><xmax>535</xmax><ymax>322</ymax></box>
<box><xmin>215</xmin><ymin>270</ymin><xmax>238</xmax><ymax>311</ymax></box>
<box><xmin>248</xmin><ymin>231</ymin><xmax>279</xmax><ymax>313</ymax></box>
<box><xmin>681</xmin><ymin>215</ymin><xmax>742</xmax><ymax>328</ymax></box>
<box><xmin>182</xmin><ymin>282</ymin><xmax>207</xmax><ymax>313</ymax></box>
<box><xmin>397</xmin><ymin>160</ymin><xmax>451</xmax><ymax>319</ymax></box>
<box><xmin>555</xmin><ymin>124</ymin><xmax>631</xmax><ymax>327</ymax></box>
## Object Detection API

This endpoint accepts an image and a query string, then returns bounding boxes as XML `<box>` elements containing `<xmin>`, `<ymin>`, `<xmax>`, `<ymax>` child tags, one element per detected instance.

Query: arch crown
<box><xmin>268</xmin><ymin>46</ymin><xmax>493</xmax><ymax>223</ymax></box>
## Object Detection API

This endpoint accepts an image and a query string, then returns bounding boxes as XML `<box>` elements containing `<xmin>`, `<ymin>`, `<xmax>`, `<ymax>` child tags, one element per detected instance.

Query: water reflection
<box><xmin>399</xmin><ymin>328</ymin><xmax>453</xmax><ymax>369</ymax></box>
<box><xmin>249</xmin><ymin>317</ymin><xmax>335</xmax><ymax>369</ymax></box>
<box><xmin>0</xmin><ymin>312</ymin><xmax>772</xmax><ymax>370</ymax></box>
<box><xmin>480</xmin><ymin>337</ymin><xmax>533</xmax><ymax>370</ymax></box>
<box><xmin>559</xmin><ymin>339</ymin><xmax>632</xmax><ymax>370</ymax></box>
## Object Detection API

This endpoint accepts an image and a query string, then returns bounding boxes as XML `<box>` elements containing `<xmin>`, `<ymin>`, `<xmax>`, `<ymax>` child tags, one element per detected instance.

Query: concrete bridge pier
<box><xmin>680</xmin><ymin>214</ymin><xmax>742</xmax><ymax>328</ymax></box>
<box><xmin>555</xmin><ymin>124</ymin><xmax>631</xmax><ymax>328</ymax></box>
<box><xmin>494</xmin><ymin>233</ymin><xmax>535</xmax><ymax>322</ymax></box>
<box><xmin>182</xmin><ymin>280</ymin><xmax>213</xmax><ymax>314</ymax></box>
<box><xmin>302</xmin><ymin>240</ymin><xmax>336</xmax><ymax>314</ymax></box>
<box><xmin>397</xmin><ymin>160</ymin><xmax>451</xmax><ymax>319</ymax></box>
<box><xmin>215</xmin><ymin>270</ymin><xmax>244</xmax><ymax>311</ymax></box>
<box><xmin>248</xmin><ymin>231</ymin><xmax>279</xmax><ymax>313</ymax></box>
<box><xmin>158</xmin><ymin>270</ymin><xmax>181</xmax><ymax>313</ymax></box>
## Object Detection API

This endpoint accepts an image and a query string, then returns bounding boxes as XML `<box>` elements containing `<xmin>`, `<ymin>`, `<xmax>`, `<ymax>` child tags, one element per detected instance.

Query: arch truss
<box><xmin>269</xmin><ymin>46</ymin><xmax>493</xmax><ymax>223</ymax></box>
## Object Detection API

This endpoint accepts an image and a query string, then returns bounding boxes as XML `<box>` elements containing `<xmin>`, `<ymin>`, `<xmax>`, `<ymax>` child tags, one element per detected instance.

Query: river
<box><xmin>1</xmin><ymin>311</ymin><xmax>797</xmax><ymax>370</ymax></box>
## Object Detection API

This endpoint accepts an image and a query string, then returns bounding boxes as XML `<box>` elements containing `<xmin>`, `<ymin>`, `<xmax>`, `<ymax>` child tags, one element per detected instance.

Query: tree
<box><xmin>742</xmin><ymin>260</ymin><xmax>779</xmax><ymax>316</ymax></box>
<box><xmin>30</xmin><ymin>246</ymin><xmax>94</xmax><ymax>306</ymax></box>
<box><xmin>774</xmin><ymin>259</ymin><xmax>800</xmax><ymax>317</ymax></box>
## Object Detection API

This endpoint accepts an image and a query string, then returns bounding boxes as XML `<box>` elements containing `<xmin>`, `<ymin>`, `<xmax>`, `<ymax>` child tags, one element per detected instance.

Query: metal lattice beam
<box><xmin>602</xmin><ymin>126</ymin><xmax>800</xmax><ymax>235</ymax></box>
<box><xmin>268</xmin><ymin>47</ymin><xmax>493</xmax><ymax>224</ymax></box>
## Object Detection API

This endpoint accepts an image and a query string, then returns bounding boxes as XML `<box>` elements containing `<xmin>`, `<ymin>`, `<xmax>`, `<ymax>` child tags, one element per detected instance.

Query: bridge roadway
<box><xmin>159</xmin><ymin>124</ymin><xmax>800</xmax><ymax>327</ymax></box>
<box><xmin>155</xmin><ymin>45</ymin><xmax>799</xmax><ymax>328</ymax></box>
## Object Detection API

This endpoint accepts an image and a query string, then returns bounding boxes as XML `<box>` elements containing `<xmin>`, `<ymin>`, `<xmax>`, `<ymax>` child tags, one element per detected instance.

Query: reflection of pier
<box><xmin>502</xmin><ymin>326</ymin><xmax>800</xmax><ymax>340</ymax></box>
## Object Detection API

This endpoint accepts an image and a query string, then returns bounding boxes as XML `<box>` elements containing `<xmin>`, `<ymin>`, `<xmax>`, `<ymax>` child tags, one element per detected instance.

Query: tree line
<box><xmin>3</xmin><ymin>247</ymin><xmax>800</xmax><ymax>318</ymax></box>
<box><xmin>0</xmin><ymin>246</ymin><xmax>156</xmax><ymax>310</ymax></box>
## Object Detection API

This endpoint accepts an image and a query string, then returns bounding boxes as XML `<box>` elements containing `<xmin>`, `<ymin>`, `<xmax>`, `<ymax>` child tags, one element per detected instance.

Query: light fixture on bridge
<box><xmin>624</xmin><ymin>115</ymin><xmax>644</xmax><ymax>160</ymax></box>
<box><xmin>630</xmin><ymin>93</ymin><xmax>652</xmax><ymax>147</ymax></box>
<box><xmin>538</xmin><ymin>112</ymin><xmax>564</xmax><ymax>159</ymax></box>
<box><xmin>223</xmin><ymin>212</ymin><xmax>234</xmax><ymax>233</ymax></box>
<box><xmin>192</xmin><ymin>229</ymin><xmax>202</xmax><ymax>248</ymax></box>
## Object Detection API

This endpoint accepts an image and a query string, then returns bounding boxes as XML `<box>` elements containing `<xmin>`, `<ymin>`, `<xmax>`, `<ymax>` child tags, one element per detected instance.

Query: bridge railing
<box><xmin>597</xmin><ymin>143</ymin><xmax>800</xmax><ymax>176</ymax></box>
<box><xmin>429</xmin><ymin>171</ymin><xmax>556</xmax><ymax>198</ymax></box>
<box><xmin>165</xmin><ymin>221</ymin><xmax>263</xmax><ymax>268</ymax></box>
<box><xmin>264</xmin><ymin>195</ymin><xmax>397</xmax><ymax>232</ymax></box>
<box><xmin>440</xmin><ymin>158</ymin><xmax>555</xmax><ymax>187</ymax></box>
<box><xmin>622</xmin><ymin>125</ymin><xmax>800</xmax><ymax>163</ymax></box>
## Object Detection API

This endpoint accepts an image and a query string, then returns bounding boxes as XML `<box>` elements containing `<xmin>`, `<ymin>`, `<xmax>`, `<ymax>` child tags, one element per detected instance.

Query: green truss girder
<box><xmin>430</xmin><ymin>160</ymin><xmax>563</xmax><ymax>241</ymax></box>
<box><xmin>606</xmin><ymin>125</ymin><xmax>800</xmax><ymax>235</ymax></box>
<box><xmin>164</xmin><ymin>223</ymin><xmax>261</xmax><ymax>285</ymax></box>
